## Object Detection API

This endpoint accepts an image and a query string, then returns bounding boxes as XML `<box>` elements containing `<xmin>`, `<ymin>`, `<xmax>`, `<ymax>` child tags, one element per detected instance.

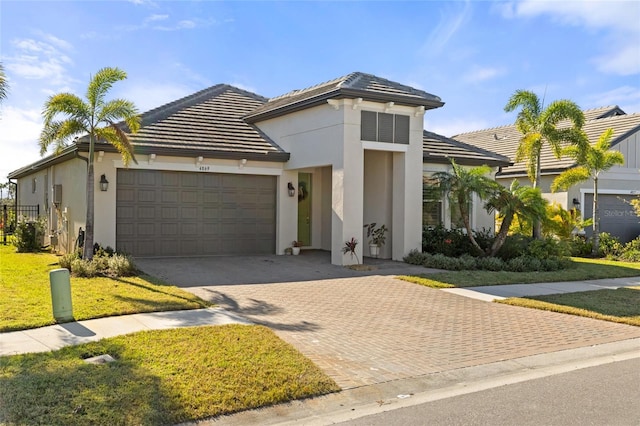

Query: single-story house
<box><xmin>8</xmin><ymin>72</ymin><xmax>510</xmax><ymax>264</ymax></box>
<box><xmin>454</xmin><ymin>106</ymin><xmax>640</xmax><ymax>242</ymax></box>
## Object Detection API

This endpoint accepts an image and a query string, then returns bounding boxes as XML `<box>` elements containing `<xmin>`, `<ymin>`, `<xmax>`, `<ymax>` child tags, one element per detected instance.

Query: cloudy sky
<box><xmin>1</xmin><ymin>0</ymin><xmax>639</xmax><ymax>180</ymax></box>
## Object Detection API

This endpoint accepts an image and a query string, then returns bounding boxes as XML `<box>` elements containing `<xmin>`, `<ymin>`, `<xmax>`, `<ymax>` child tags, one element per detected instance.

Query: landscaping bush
<box><xmin>476</xmin><ymin>256</ymin><xmax>505</xmax><ymax>271</ymax></box>
<box><xmin>525</xmin><ymin>237</ymin><xmax>569</xmax><ymax>259</ymax></box>
<box><xmin>599</xmin><ymin>232</ymin><xmax>623</xmax><ymax>258</ymax></box>
<box><xmin>568</xmin><ymin>235</ymin><xmax>592</xmax><ymax>257</ymax></box>
<box><xmin>422</xmin><ymin>225</ymin><xmax>493</xmax><ymax>257</ymax></box>
<box><xmin>495</xmin><ymin>234</ymin><xmax>531</xmax><ymax>261</ymax></box>
<box><xmin>59</xmin><ymin>243</ymin><xmax>136</xmax><ymax>277</ymax></box>
<box><xmin>12</xmin><ymin>217</ymin><xmax>46</xmax><ymax>253</ymax></box>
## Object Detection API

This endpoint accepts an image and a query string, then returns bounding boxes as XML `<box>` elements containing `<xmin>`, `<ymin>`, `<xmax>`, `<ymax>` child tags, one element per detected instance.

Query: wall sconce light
<box><xmin>99</xmin><ymin>174</ymin><xmax>109</xmax><ymax>192</ymax></box>
<box><xmin>572</xmin><ymin>198</ymin><xmax>580</xmax><ymax>207</ymax></box>
<box><xmin>287</xmin><ymin>182</ymin><xmax>295</xmax><ymax>197</ymax></box>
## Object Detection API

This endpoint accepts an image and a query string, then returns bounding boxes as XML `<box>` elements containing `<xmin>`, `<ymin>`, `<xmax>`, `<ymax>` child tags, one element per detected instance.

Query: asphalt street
<box><xmin>339</xmin><ymin>358</ymin><xmax>640</xmax><ymax>426</ymax></box>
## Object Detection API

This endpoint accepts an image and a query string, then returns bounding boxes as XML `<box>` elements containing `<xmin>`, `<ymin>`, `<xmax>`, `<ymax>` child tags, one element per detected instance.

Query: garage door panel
<box><xmin>117</xmin><ymin>169</ymin><xmax>276</xmax><ymax>256</ymax></box>
<box><xmin>584</xmin><ymin>194</ymin><xmax>640</xmax><ymax>242</ymax></box>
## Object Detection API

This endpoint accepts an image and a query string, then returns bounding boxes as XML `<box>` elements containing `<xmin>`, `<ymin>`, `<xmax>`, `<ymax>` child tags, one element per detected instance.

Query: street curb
<box><xmin>195</xmin><ymin>337</ymin><xmax>640</xmax><ymax>426</ymax></box>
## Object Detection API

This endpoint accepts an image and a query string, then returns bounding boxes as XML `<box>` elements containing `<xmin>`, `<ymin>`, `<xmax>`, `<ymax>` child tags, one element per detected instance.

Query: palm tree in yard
<box><xmin>39</xmin><ymin>67</ymin><xmax>140</xmax><ymax>260</ymax></box>
<box><xmin>431</xmin><ymin>160</ymin><xmax>499</xmax><ymax>255</ymax></box>
<box><xmin>485</xmin><ymin>180</ymin><xmax>548</xmax><ymax>257</ymax></box>
<box><xmin>504</xmin><ymin>90</ymin><xmax>585</xmax><ymax>238</ymax></box>
<box><xmin>551</xmin><ymin>128</ymin><xmax>625</xmax><ymax>255</ymax></box>
<box><xmin>0</xmin><ymin>63</ymin><xmax>8</xmax><ymax>105</ymax></box>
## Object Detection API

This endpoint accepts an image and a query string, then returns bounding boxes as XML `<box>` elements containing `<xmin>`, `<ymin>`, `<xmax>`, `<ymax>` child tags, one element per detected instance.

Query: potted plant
<box><xmin>363</xmin><ymin>223</ymin><xmax>388</xmax><ymax>258</ymax></box>
<box><xmin>291</xmin><ymin>240</ymin><xmax>303</xmax><ymax>255</ymax></box>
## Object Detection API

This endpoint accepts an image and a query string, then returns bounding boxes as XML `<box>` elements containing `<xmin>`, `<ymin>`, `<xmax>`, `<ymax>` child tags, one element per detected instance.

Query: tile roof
<box><xmin>422</xmin><ymin>131</ymin><xmax>512</xmax><ymax>167</ymax></box>
<box><xmin>245</xmin><ymin>72</ymin><xmax>444</xmax><ymax>122</ymax></box>
<box><xmin>453</xmin><ymin>106</ymin><xmax>640</xmax><ymax>177</ymax></box>
<box><xmin>121</xmin><ymin>84</ymin><xmax>289</xmax><ymax>161</ymax></box>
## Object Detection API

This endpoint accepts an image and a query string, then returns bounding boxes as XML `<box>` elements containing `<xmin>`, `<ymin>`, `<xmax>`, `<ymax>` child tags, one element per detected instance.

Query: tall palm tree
<box><xmin>39</xmin><ymin>67</ymin><xmax>140</xmax><ymax>260</ymax></box>
<box><xmin>485</xmin><ymin>180</ymin><xmax>547</xmax><ymax>257</ymax></box>
<box><xmin>551</xmin><ymin>128</ymin><xmax>625</xmax><ymax>254</ymax></box>
<box><xmin>431</xmin><ymin>160</ymin><xmax>499</xmax><ymax>255</ymax></box>
<box><xmin>504</xmin><ymin>90</ymin><xmax>585</xmax><ymax>238</ymax></box>
<box><xmin>0</xmin><ymin>63</ymin><xmax>8</xmax><ymax>106</ymax></box>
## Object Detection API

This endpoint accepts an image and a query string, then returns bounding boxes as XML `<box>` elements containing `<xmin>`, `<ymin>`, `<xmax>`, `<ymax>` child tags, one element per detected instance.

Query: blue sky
<box><xmin>1</xmin><ymin>0</ymin><xmax>639</xmax><ymax>180</ymax></box>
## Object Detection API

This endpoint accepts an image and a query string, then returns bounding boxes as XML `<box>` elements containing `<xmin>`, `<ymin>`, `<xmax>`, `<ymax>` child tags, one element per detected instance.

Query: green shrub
<box><xmin>459</xmin><ymin>254</ymin><xmax>478</xmax><ymax>270</ymax></box>
<box><xmin>525</xmin><ymin>237</ymin><xmax>568</xmax><ymax>259</ymax></box>
<box><xmin>623</xmin><ymin>237</ymin><xmax>640</xmax><ymax>253</ymax></box>
<box><xmin>620</xmin><ymin>250</ymin><xmax>640</xmax><ymax>262</ymax></box>
<box><xmin>59</xmin><ymin>250</ymin><xmax>80</xmax><ymax>270</ymax></box>
<box><xmin>12</xmin><ymin>217</ymin><xmax>46</xmax><ymax>253</ymax></box>
<box><xmin>422</xmin><ymin>225</ymin><xmax>491</xmax><ymax>257</ymax></box>
<box><xmin>476</xmin><ymin>256</ymin><xmax>505</xmax><ymax>271</ymax></box>
<box><xmin>568</xmin><ymin>235</ymin><xmax>592</xmax><ymax>257</ymax></box>
<box><xmin>599</xmin><ymin>232</ymin><xmax>623</xmax><ymax>258</ymax></box>
<box><xmin>71</xmin><ymin>258</ymin><xmax>99</xmax><ymax>277</ymax></box>
<box><xmin>404</xmin><ymin>249</ymin><xmax>427</xmax><ymax>265</ymax></box>
<box><xmin>108</xmin><ymin>254</ymin><xmax>137</xmax><ymax>276</ymax></box>
<box><xmin>495</xmin><ymin>234</ymin><xmax>531</xmax><ymax>260</ymax></box>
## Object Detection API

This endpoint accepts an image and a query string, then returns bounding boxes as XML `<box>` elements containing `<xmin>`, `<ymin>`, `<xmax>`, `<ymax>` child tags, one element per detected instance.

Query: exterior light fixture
<box><xmin>572</xmin><ymin>198</ymin><xmax>580</xmax><ymax>207</ymax></box>
<box><xmin>99</xmin><ymin>174</ymin><xmax>109</xmax><ymax>192</ymax></box>
<box><xmin>287</xmin><ymin>182</ymin><xmax>295</xmax><ymax>197</ymax></box>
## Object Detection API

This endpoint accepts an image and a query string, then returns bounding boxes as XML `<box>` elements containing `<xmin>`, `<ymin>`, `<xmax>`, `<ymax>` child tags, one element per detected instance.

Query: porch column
<box><xmin>392</xmin><ymin>145</ymin><xmax>423</xmax><ymax>261</ymax></box>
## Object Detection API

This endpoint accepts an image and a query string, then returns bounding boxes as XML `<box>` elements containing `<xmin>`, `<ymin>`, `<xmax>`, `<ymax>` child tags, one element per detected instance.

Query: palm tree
<box><xmin>0</xmin><ymin>63</ymin><xmax>8</xmax><ymax>106</ymax></box>
<box><xmin>431</xmin><ymin>160</ymin><xmax>499</xmax><ymax>255</ymax></box>
<box><xmin>485</xmin><ymin>180</ymin><xmax>548</xmax><ymax>257</ymax></box>
<box><xmin>504</xmin><ymin>90</ymin><xmax>585</xmax><ymax>238</ymax></box>
<box><xmin>551</xmin><ymin>128</ymin><xmax>625</xmax><ymax>254</ymax></box>
<box><xmin>39</xmin><ymin>67</ymin><xmax>140</xmax><ymax>260</ymax></box>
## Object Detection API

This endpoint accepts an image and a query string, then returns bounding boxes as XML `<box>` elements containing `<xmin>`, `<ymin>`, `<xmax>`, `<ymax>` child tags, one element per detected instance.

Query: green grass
<box><xmin>400</xmin><ymin>257</ymin><xmax>640</xmax><ymax>288</ymax></box>
<box><xmin>0</xmin><ymin>324</ymin><xmax>340</xmax><ymax>425</ymax></box>
<box><xmin>498</xmin><ymin>287</ymin><xmax>640</xmax><ymax>327</ymax></box>
<box><xmin>0</xmin><ymin>245</ymin><xmax>210</xmax><ymax>332</ymax></box>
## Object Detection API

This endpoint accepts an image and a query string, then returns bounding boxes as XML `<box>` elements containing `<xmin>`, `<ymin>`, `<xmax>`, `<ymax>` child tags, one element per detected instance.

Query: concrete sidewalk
<box><xmin>442</xmin><ymin>276</ymin><xmax>640</xmax><ymax>302</ymax></box>
<box><xmin>0</xmin><ymin>307</ymin><xmax>251</xmax><ymax>356</ymax></box>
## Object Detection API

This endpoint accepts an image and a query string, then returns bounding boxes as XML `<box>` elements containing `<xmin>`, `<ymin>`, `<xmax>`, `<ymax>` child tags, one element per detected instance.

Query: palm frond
<box><xmin>0</xmin><ymin>63</ymin><xmax>8</xmax><ymax>102</ymax></box>
<box><xmin>86</xmin><ymin>67</ymin><xmax>127</xmax><ymax>110</ymax></box>
<box><xmin>39</xmin><ymin>119</ymin><xmax>86</xmax><ymax>155</ymax></box>
<box><xmin>42</xmin><ymin>93</ymin><xmax>88</xmax><ymax>126</ymax></box>
<box><xmin>551</xmin><ymin>167</ymin><xmax>590</xmax><ymax>192</ymax></box>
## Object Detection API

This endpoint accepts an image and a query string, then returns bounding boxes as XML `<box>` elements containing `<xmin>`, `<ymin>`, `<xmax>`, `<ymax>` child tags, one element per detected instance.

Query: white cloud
<box><xmin>117</xmin><ymin>82</ymin><xmax>194</xmax><ymax>113</ymax></box>
<box><xmin>4</xmin><ymin>34</ymin><xmax>76</xmax><ymax>87</ymax></box>
<box><xmin>0</xmin><ymin>106</ymin><xmax>43</xmax><ymax>179</ymax></box>
<box><xmin>462</xmin><ymin>66</ymin><xmax>507</xmax><ymax>84</ymax></box>
<box><xmin>420</xmin><ymin>1</ymin><xmax>472</xmax><ymax>56</ymax></box>
<box><xmin>120</xmin><ymin>14</ymin><xmax>212</xmax><ymax>32</ymax></box>
<box><xmin>583</xmin><ymin>86</ymin><xmax>640</xmax><ymax>112</ymax></box>
<box><xmin>503</xmin><ymin>0</ymin><xmax>640</xmax><ymax>75</ymax></box>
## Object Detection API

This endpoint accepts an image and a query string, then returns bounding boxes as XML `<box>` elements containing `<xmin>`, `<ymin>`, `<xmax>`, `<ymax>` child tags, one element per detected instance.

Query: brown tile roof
<box><xmin>245</xmin><ymin>72</ymin><xmax>444</xmax><ymax>123</ymax></box>
<box><xmin>422</xmin><ymin>131</ymin><xmax>512</xmax><ymax>167</ymax></box>
<box><xmin>122</xmin><ymin>84</ymin><xmax>289</xmax><ymax>161</ymax></box>
<box><xmin>453</xmin><ymin>106</ymin><xmax>640</xmax><ymax>177</ymax></box>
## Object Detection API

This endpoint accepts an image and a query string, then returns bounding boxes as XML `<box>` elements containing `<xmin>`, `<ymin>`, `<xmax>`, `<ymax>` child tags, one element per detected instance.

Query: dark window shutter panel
<box><xmin>361</xmin><ymin>111</ymin><xmax>377</xmax><ymax>141</ymax></box>
<box><xmin>395</xmin><ymin>115</ymin><xmax>410</xmax><ymax>144</ymax></box>
<box><xmin>378</xmin><ymin>113</ymin><xmax>394</xmax><ymax>143</ymax></box>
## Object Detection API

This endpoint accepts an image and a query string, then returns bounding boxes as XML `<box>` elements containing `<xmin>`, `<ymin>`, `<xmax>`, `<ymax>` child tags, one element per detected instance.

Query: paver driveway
<box><xmin>137</xmin><ymin>256</ymin><xmax>640</xmax><ymax>389</ymax></box>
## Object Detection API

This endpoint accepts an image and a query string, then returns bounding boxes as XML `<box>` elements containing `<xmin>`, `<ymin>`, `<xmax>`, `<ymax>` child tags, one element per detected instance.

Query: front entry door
<box><xmin>297</xmin><ymin>173</ymin><xmax>312</xmax><ymax>246</ymax></box>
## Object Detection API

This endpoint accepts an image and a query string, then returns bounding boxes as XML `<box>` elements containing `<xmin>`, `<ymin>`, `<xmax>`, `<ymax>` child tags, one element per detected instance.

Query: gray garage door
<box><xmin>583</xmin><ymin>194</ymin><xmax>640</xmax><ymax>243</ymax></box>
<box><xmin>116</xmin><ymin>169</ymin><xmax>276</xmax><ymax>257</ymax></box>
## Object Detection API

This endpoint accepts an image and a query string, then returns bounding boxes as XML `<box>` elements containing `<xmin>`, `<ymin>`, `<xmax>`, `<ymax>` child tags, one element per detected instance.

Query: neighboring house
<box><xmin>421</xmin><ymin>131</ymin><xmax>511</xmax><ymax>231</ymax></box>
<box><xmin>8</xmin><ymin>72</ymin><xmax>517</xmax><ymax>264</ymax></box>
<box><xmin>454</xmin><ymin>106</ymin><xmax>640</xmax><ymax>242</ymax></box>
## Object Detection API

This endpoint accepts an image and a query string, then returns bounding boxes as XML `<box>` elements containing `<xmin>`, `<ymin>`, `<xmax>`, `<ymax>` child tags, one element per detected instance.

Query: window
<box><xmin>361</xmin><ymin>111</ymin><xmax>410</xmax><ymax>144</ymax></box>
<box><xmin>423</xmin><ymin>178</ymin><xmax>442</xmax><ymax>227</ymax></box>
<box><xmin>32</xmin><ymin>178</ymin><xmax>37</xmax><ymax>194</ymax></box>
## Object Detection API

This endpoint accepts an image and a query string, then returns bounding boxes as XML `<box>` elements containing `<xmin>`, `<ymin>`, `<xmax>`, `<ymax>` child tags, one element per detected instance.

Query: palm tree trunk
<box><xmin>83</xmin><ymin>134</ymin><xmax>95</xmax><ymax>260</ymax></box>
<box><xmin>460</xmin><ymin>199</ymin><xmax>484</xmax><ymax>256</ymax></box>
<box><xmin>488</xmin><ymin>212</ymin><xmax>515</xmax><ymax>257</ymax></box>
<box><xmin>592</xmin><ymin>177</ymin><xmax>599</xmax><ymax>255</ymax></box>
<box><xmin>532</xmin><ymin>154</ymin><xmax>543</xmax><ymax>239</ymax></box>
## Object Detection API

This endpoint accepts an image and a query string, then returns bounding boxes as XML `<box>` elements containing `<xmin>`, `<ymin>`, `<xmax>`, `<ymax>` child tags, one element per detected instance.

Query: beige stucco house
<box><xmin>454</xmin><ymin>106</ymin><xmax>640</xmax><ymax>242</ymax></box>
<box><xmin>8</xmin><ymin>72</ymin><xmax>511</xmax><ymax>264</ymax></box>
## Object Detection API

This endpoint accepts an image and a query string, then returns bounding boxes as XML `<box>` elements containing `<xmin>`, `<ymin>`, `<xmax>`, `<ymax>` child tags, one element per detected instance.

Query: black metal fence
<box><xmin>1</xmin><ymin>204</ymin><xmax>40</xmax><ymax>244</ymax></box>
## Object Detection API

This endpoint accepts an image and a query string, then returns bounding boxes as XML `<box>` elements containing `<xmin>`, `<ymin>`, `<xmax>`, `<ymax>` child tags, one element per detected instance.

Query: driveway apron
<box><xmin>137</xmin><ymin>256</ymin><xmax>640</xmax><ymax>389</ymax></box>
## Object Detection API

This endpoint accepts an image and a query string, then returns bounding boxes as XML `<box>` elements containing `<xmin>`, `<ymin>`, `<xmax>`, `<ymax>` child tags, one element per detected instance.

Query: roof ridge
<box><xmin>268</xmin><ymin>74</ymin><xmax>349</xmax><ymax>103</ymax></box>
<box><xmin>423</xmin><ymin>130</ymin><xmax>512</xmax><ymax>162</ymax></box>
<box><xmin>453</xmin><ymin>123</ymin><xmax>515</xmax><ymax>137</ymax></box>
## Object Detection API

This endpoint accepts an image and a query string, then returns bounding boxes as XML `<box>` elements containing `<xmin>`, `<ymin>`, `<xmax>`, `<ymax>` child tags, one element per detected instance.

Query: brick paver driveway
<box><xmin>137</xmin><ymin>256</ymin><xmax>640</xmax><ymax>389</ymax></box>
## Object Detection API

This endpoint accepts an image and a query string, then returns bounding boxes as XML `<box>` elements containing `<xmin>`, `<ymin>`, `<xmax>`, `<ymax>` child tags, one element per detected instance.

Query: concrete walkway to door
<box><xmin>136</xmin><ymin>253</ymin><xmax>640</xmax><ymax>390</ymax></box>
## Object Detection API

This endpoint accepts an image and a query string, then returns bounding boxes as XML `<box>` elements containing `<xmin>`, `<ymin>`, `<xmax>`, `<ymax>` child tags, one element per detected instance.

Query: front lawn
<box><xmin>498</xmin><ymin>287</ymin><xmax>640</xmax><ymax>327</ymax></box>
<box><xmin>0</xmin><ymin>325</ymin><xmax>340</xmax><ymax>425</ymax></box>
<box><xmin>0</xmin><ymin>245</ymin><xmax>209</xmax><ymax>332</ymax></box>
<box><xmin>400</xmin><ymin>257</ymin><xmax>640</xmax><ymax>288</ymax></box>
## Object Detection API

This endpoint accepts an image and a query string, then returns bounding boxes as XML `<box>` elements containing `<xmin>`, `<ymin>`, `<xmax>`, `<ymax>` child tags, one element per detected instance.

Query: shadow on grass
<box><xmin>0</xmin><ymin>342</ymin><xmax>181</xmax><ymax>425</ymax></box>
<box><xmin>112</xmin><ymin>275</ymin><xmax>210</xmax><ymax>307</ymax></box>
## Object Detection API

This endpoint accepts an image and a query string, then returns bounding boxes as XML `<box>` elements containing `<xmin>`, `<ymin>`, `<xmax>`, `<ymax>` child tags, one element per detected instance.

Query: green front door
<box><xmin>297</xmin><ymin>173</ymin><xmax>312</xmax><ymax>247</ymax></box>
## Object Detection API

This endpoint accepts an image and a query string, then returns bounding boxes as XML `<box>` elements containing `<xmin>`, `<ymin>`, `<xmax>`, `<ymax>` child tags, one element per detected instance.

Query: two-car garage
<box><xmin>583</xmin><ymin>193</ymin><xmax>640</xmax><ymax>243</ymax></box>
<box><xmin>116</xmin><ymin>169</ymin><xmax>277</xmax><ymax>257</ymax></box>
